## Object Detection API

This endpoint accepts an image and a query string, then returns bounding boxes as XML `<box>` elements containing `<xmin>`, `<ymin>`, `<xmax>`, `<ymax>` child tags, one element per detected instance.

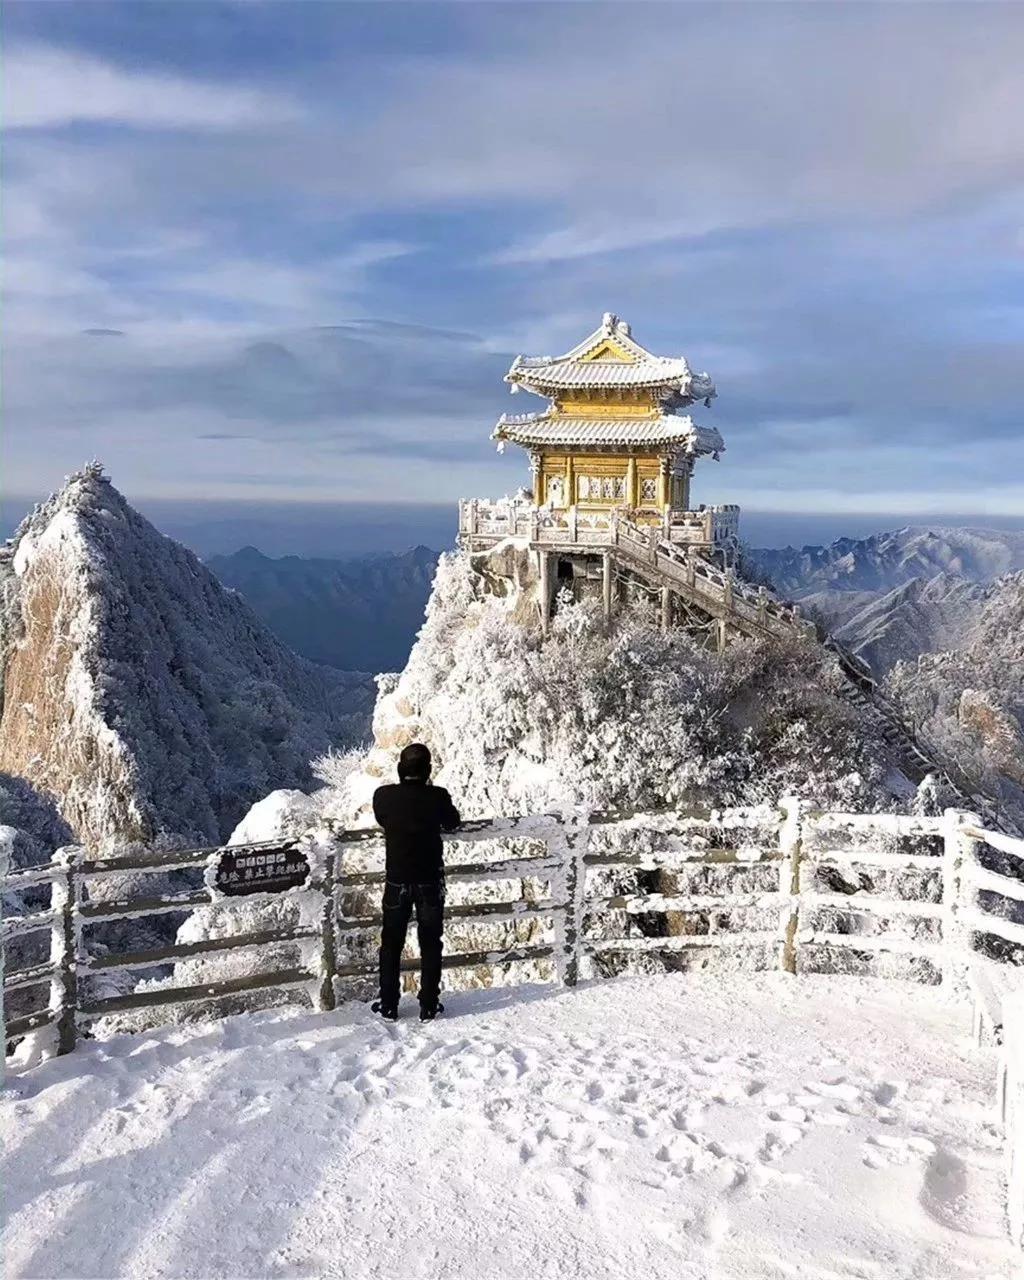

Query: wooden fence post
<box><xmin>49</xmin><ymin>845</ymin><xmax>83</xmax><ymax>1056</ymax></box>
<box><xmin>554</xmin><ymin>817</ymin><xmax>588</xmax><ymax>988</ymax></box>
<box><xmin>1003</xmin><ymin>997</ymin><xmax>1024</xmax><ymax>1251</ymax></box>
<box><xmin>317</xmin><ymin>848</ymin><xmax>338</xmax><ymax>1013</ymax></box>
<box><xmin>778</xmin><ymin>797</ymin><xmax>803</xmax><ymax>975</ymax></box>
<box><xmin>0</xmin><ymin>826</ymin><xmax>12</xmax><ymax>1055</ymax></box>
<box><xmin>942</xmin><ymin>808</ymin><xmax>980</xmax><ymax>994</ymax></box>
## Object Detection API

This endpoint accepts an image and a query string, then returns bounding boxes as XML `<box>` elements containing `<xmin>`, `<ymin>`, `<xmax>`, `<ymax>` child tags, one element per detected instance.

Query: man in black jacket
<box><xmin>371</xmin><ymin>742</ymin><xmax>461</xmax><ymax>1022</ymax></box>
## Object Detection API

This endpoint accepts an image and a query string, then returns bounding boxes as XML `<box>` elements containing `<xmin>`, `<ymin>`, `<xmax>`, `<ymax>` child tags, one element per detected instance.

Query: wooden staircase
<box><xmin>602</xmin><ymin>520</ymin><xmax>950</xmax><ymax>789</ymax></box>
<box><xmin>606</xmin><ymin>517</ymin><xmax>814</xmax><ymax>642</ymax></box>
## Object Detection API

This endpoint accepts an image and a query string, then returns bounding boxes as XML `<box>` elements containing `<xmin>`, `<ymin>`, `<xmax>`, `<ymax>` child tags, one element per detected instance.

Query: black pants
<box><xmin>378</xmin><ymin>880</ymin><xmax>444</xmax><ymax>1010</ymax></box>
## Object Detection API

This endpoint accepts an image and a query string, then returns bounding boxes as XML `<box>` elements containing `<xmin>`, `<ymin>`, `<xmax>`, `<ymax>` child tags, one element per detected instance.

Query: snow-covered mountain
<box><xmin>0</xmin><ymin>465</ymin><xmax>373</xmax><ymax>852</ymax></box>
<box><xmin>748</xmin><ymin>525</ymin><xmax>1024</xmax><ymax>678</ymax></box>
<box><xmin>207</xmin><ymin>544</ymin><xmax>439</xmax><ymax>673</ymax></box>
<box><xmin>886</xmin><ymin>572</ymin><xmax>1024</xmax><ymax>824</ymax></box>
<box><xmin>329</xmin><ymin>543</ymin><xmax>919</xmax><ymax>827</ymax></box>
<box><xmin>750</xmin><ymin>526</ymin><xmax>1024</xmax><ymax>599</ymax></box>
<box><xmin>199</xmin><ymin>526</ymin><xmax>1024</xmax><ymax>681</ymax></box>
<box><xmin>816</xmin><ymin>574</ymin><xmax>984</xmax><ymax>675</ymax></box>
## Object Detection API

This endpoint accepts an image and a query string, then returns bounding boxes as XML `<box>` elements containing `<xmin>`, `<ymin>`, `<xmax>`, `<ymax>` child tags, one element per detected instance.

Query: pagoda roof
<box><xmin>492</xmin><ymin>411</ymin><xmax>724</xmax><ymax>456</ymax></box>
<box><xmin>505</xmin><ymin>313</ymin><xmax>716</xmax><ymax>400</ymax></box>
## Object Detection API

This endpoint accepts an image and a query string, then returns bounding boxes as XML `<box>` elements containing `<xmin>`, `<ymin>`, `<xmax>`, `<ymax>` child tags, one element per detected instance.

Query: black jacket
<box><xmin>372</xmin><ymin>780</ymin><xmax>461</xmax><ymax>883</ymax></box>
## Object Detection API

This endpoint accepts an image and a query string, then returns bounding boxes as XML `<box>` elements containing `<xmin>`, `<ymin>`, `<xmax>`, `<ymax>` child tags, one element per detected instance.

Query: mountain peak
<box><xmin>0</xmin><ymin>469</ymin><xmax>371</xmax><ymax>850</ymax></box>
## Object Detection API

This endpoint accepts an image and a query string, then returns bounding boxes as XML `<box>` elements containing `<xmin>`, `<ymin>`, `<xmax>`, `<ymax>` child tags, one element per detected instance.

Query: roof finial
<box><xmin>602</xmin><ymin>311</ymin><xmax>617</xmax><ymax>332</ymax></box>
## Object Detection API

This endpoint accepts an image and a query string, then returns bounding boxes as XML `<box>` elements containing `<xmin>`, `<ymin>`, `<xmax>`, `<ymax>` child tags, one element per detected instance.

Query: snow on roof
<box><xmin>505</xmin><ymin>313</ymin><xmax>716</xmax><ymax>400</ymax></box>
<box><xmin>493</xmin><ymin>411</ymin><xmax>725</xmax><ymax>455</ymax></box>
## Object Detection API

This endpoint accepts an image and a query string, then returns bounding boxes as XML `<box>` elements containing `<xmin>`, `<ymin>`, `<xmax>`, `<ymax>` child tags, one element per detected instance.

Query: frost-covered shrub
<box><xmin>0</xmin><ymin>773</ymin><xmax>74</xmax><ymax>868</ymax></box>
<box><xmin>302</xmin><ymin>547</ymin><xmax>915</xmax><ymax>992</ymax></box>
<box><xmin>886</xmin><ymin>574</ymin><xmax>1024</xmax><ymax>828</ymax></box>
<box><xmin>339</xmin><ymin>547</ymin><xmax>905</xmax><ymax>826</ymax></box>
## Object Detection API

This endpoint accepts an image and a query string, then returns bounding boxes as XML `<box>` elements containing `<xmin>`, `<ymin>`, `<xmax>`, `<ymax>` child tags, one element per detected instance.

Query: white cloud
<box><xmin>486</xmin><ymin>219</ymin><xmax>717</xmax><ymax>266</ymax></box>
<box><xmin>161</xmin><ymin>242</ymin><xmax>415</xmax><ymax>314</ymax></box>
<box><xmin>343</xmin><ymin>8</ymin><xmax>1024</xmax><ymax>233</ymax></box>
<box><xmin>5</xmin><ymin>42</ymin><xmax>303</xmax><ymax>130</ymax></box>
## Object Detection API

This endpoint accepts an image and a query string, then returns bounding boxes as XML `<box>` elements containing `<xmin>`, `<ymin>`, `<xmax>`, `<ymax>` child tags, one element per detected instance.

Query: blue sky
<box><xmin>5</xmin><ymin>1</ymin><xmax>1024</xmax><ymax>537</ymax></box>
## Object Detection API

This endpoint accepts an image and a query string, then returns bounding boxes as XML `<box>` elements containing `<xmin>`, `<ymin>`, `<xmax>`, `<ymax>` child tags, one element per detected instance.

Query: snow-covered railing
<box><xmin>4</xmin><ymin>803</ymin><xmax>1021</xmax><ymax>1246</ymax></box>
<box><xmin>459</xmin><ymin>502</ymin><xmax>809</xmax><ymax>643</ymax></box>
<box><xmin>459</xmin><ymin>499</ymin><xmax>740</xmax><ymax>551</ymax></box>
<box><xmin>957</xmin><ymin>822</ymin><xmax>1024</xmax><ymax>1248</ymax></box>
<box><xmin>4</xmin><ymin>802</ymin><xmax>1022</xmax><ymax>1046</ymax></box>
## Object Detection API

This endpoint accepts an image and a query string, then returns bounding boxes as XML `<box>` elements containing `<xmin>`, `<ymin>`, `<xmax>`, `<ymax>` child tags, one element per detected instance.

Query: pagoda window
<box><xmin>641</xmin><ymin>477</ymin><xmax>658</xmax><ymax>502</ymax></box>
<box><xmin>578</xmin><ymin>473</ymin><xmax>626</xmax><ymax>502</ymax></box>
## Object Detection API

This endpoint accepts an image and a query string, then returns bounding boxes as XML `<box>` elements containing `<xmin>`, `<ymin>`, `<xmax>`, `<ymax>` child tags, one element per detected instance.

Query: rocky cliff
<box><xmin>0</xmin><ymin>466</ymin><xmax>372</xmax><ymax>851</ymax></box>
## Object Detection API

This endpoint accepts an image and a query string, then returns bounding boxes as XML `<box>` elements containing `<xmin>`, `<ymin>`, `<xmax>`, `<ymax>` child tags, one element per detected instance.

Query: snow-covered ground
<box><xmin>2</xmin><ymin>974</ymin><xmax>1016</xmax><ymax>1280</ymax></box>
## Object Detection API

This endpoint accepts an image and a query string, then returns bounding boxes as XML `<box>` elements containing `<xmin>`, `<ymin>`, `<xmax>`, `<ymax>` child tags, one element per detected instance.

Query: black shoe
<box><xmin>371</xmin><ymin>1000</ymin><xmax>398</xmax><ymax>1022</ymax></box>
<box><xmin>419</xmin><ymin>1001</ymin><xmax>444</xmax><ymax>1022</ymax></box>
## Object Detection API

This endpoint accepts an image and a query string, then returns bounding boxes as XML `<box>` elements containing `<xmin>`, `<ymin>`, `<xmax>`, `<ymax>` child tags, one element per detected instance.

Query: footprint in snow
<box><xmin>807</xmin><ymin>1077</ymin><xmax>862</xmax><ymax>1103</ymax></box>
<box><xmin>768</xmin><ymin>1105</ymin><xmax>807</xmax><ymax>1124</ymax></box>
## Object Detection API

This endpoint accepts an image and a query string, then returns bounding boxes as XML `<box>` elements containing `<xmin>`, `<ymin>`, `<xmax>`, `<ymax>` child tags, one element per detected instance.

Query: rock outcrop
<box><xmin>0</xmin><ymin>465</ymin><xmax>372</xmax><ymax>851</ymax></box>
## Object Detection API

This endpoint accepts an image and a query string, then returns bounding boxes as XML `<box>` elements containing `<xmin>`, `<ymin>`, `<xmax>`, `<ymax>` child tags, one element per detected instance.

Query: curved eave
<box><xmin>505</xmin><ymin>347</ymin><xmax>716</xmax><ymax>396</ymax></box>
<box><xmin>492</xmin><ymin>415</ymin><xmax>725</xmax><ymax>456</ymax></box>
<box><xmin>506</xmin><ymin>374</ymin><xmax>691</xmax><ymax>396</ymax></box>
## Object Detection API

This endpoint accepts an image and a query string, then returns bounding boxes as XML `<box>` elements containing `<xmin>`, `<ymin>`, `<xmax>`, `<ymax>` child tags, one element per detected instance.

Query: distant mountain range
<box><xmin>207</xmin><ymin>544</ymin><xmax>440</xmax><ymax>674</ymax></box>
<box><xmin>747</xmin><ymin>526</ymin><xmax>1024</xmax><ymax>677</ymax></box>
<box><xmin>207</xmin><ymin>525</ymin><xmax>1024</xmax><ymax>682</ymax></box>
<box><xmin>751</xmin><ymin>525</ymin><xmax>1024</xmax><ymax>598</ymax></box>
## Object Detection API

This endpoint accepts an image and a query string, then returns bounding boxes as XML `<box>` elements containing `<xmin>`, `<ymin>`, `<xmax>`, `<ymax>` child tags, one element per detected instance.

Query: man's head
<box><xmin>398</xmin><ymin>742</ymin><xmax>432</xmax><ymax>783</ymax></box>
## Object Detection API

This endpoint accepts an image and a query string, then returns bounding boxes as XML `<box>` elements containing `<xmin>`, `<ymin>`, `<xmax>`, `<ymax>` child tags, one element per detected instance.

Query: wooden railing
<box><xmin>4</xmin><ymin>802</ymin><xmax>1023</xmax><ymax>1242</ymax></box>
<box><xmin>459</xmin><ymin>498</ymin><xmax>740</xmax><ymax>552</ymax></box>
<box><xmin>459</xmin><ymin>500</ymin><xmax>809</xmax><ymax>641</ymax></box>
<box><xmin>3</xmin><ymin>802</ymin><xmax>1021</xmax><ymax>1047</ymax></box>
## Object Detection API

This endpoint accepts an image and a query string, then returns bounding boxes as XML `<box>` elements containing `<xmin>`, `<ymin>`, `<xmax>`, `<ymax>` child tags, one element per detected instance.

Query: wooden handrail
<box><xmin>5</xmin><ymin>800</ymin><xmax>1024</xmax><ymax>1069</ymax></box>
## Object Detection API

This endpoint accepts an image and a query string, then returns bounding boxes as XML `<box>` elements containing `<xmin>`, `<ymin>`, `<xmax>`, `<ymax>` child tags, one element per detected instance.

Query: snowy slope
<box><xmin>886</xmin><ymin>572</ymin><xmax>1024</xmax><ymax>824</ymax></box>
<box><xmin>751</xmin><ymin>525</ymin><xmax>1024</xmax><ymax>599</ymax></box>
<box><xmin>333</xmin><ymin>545</ymin><xmax>915</xmax><ymax>829</ymax></box>
<box><xmin>1</xmin><ymin>972</ymin><xmax>1015</xmax><ymax>1280</ymax></box>
<box><xmin>0</xmin><ymin>465</ymin><xmax>373</xmax><ymax>851</ymax></box>
<box><xmin>825</xmin><ymin>573</ymin><xmax>984</xmax><ymax>675</ymax></box>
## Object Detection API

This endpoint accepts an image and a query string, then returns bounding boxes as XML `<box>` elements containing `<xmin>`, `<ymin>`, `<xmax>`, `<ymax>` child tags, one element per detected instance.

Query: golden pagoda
<box><xmin>493</xmin><ymin>312</ymin><xmax>722</xmax><ymax>522</ymax></box>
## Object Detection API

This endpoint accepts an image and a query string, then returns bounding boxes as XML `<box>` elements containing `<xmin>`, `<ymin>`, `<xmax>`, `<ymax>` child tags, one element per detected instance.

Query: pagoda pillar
<box><xmin>539</xmin><ymin>552</ymin><xmax>552</xmax><ymax>635</ymax></box>
<box><xmin>680</xmin><ymin>458</ymin><xmax>693</xmax><ymax>511</ymax></box>
<box><xmin>565</xmin><ymin>455</ymin><xmax>575</xmax><ymax>508</ymax></box>
<box><xmin>530</xmin><ymin>452</ymin><xmax>542</xmax><ymax>506</ymax></box>
<box><xmin>626</xmin><ymin>455</ymin><xmax>637</xmax><ymax>508</ymax></box>
<box><xmin>660</xmin><ymin>585</ymin><xmax>672</xmax><ymax>633</ymax></box>
<box><xmin>657</xmin><ymin>456</ymin><xmax>670</xmax><ymax>509</ymax></box>
<box><xmin>602</xmin><ymin>552</ymin><xmax>613</xmax><ymax>624</ymax></box>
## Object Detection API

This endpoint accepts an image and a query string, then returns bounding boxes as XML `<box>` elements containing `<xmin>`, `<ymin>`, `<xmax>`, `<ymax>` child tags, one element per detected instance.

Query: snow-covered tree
<box><xmin>331</xmin><ymin>547</ymin><xmax>904</xmax><ymax>825</ymax></box>
<box><xmin>886</xmin><ymin>571</ymin><xmax>1024</xmax><ymax>826</ymax></box>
